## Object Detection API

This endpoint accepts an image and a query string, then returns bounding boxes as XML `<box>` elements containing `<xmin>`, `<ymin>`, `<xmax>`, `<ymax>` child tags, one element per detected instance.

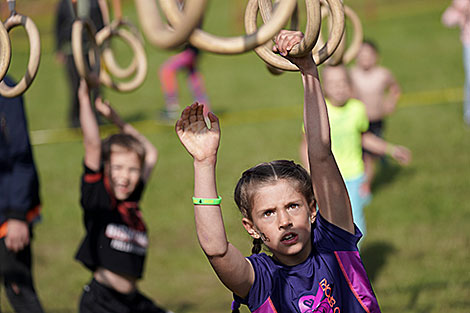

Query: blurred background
<box><xmin>0</xmin><ymin>0</ymin><xmax>469</xmax><ymax>312</ymax></box>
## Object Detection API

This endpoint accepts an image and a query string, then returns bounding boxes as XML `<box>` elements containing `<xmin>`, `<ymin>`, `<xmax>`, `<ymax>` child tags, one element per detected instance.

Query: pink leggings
<box><xmin>159</xmin><ymin>48</ymin><xmax>210</xmax><ymax>114</ymax></box>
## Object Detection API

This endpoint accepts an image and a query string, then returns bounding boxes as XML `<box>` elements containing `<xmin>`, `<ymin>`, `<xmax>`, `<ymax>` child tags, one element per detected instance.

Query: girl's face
<box><xmin>105</xmin><ymin>146</ymin><xmax>142</xmax><ymax>200</ymax></box>
<box><xmin>242</xmin><ymin>179</ymin><xmax>314</xmax><ymax>266</ymax></box>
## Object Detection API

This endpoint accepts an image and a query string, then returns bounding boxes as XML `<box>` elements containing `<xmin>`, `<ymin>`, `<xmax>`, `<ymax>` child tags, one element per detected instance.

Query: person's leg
<box><xmin>79</xmin><ymin>278</ymin><xmax>130</xmax><ymax>313</ymax></box>
<box><xmin>159</xmin><ymin>49</ymin><xmax>197</xmax><ymax>118</ymax></box>
<box><xmin>345</xmin><ymin>175</ymin><xmax>368</xmax><ymax>247</ymax></box>
<box><xmin>0</xmin><ymin>239</ymin><xmax>44</xmax><ymax>313</ymax></box>
<box><xmin>131</xmin><ymin>290</ymin><xmax>172</xmax><ymax>313</ymax></box>
<box><xmin>66</xmin><ymin>54</ymin><xmax>80</xmax><ymax>128</ymax></box>
<box><xmin>362</xmin><ymin>152</ymin><xmax>375</xmax><ymax>195</ymax></box>
<box><xmin>463</xmin><ymin>44</ymin><xmax>470</xmax><ymax>125</ymax></box>
<box><xmin>186</xmin><ymin>52</ymin><xmax>210</xmax><ymax>114</ymax></box>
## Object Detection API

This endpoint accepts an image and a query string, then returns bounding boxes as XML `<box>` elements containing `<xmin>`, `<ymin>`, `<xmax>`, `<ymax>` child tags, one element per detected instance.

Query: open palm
<box><xmin>175</xmin><ymin>103</ymin><xmax>220</xmax><ymax>162</ymax></box>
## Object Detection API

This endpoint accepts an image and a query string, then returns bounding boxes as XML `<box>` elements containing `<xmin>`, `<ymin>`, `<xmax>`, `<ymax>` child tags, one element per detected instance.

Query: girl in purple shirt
<box><xmin>175</xmin><ymin>30</ymin><xmax>381</xmax><ymax>313</ymax></box>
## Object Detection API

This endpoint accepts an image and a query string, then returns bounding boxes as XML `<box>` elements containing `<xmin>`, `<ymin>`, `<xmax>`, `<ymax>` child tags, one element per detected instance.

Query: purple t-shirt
<box><xmin>234</xmin><ymin>213</ymin><xmax>381</xmax><ymax>313</ymax></box>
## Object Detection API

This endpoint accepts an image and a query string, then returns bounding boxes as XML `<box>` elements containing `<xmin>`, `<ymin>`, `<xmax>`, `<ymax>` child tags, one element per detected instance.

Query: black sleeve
<box><xmin>80</xmin><ymin>164</ymin><xmax>111</xmax><ymax>211</ymax></box>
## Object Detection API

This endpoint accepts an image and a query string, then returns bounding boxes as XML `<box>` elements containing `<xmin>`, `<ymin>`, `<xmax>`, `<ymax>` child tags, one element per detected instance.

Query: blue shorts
<box><xmin>345</xmin><ymin>174</ymin><xmax>371</xmax><ymax>244</ymax></box>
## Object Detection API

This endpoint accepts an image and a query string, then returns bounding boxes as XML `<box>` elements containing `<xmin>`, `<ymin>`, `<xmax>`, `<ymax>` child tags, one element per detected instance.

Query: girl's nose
<box><xmin>278</xmin><ymin>209</ymin><xmax>292</xmax><ymax>230</ymax></box>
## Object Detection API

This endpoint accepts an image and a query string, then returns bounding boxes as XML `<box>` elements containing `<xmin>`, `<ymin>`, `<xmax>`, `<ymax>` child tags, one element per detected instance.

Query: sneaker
<box><xmin>159</xmin><ymin>109</ymin><xmax>180</xmax><ymax>121</ymax></box>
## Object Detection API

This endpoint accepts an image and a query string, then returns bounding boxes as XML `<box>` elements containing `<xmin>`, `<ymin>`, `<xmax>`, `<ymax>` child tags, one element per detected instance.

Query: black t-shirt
<box><xmin>75</xmin><ymin>164</ymin><xmax>148</xmax><ymax>278</ymax></box>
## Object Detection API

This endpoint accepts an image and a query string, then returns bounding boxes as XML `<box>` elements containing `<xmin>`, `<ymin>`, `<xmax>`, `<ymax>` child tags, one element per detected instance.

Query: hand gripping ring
<box><xmin>0</xmin><ymin>22</ymin><xmax>11</xmax><ymax>82</ymax></box>
<box><xmin>71</xmin><ymin>17</ymin><xmax>101</xmax><ymax>86</ymax></box>
<box><xmin>257</xmin><ymin>0</ymin><xmax>321</xmax><ymax>57</ymax></box>
<box><xmin>0</xmin><ymin>13</ymin><xmax>41</xmax><ymax>98</ymax></box>
<box><xmin>96</xmin><ymin>25</ymin><xmax>147</xmax><ymax>92</ymax></box>
<box><xmin>134</xmin><ymin>0</ymin><xmax>208</xmax><ymax>50</ymax></box>
<box><xmin>100</xmin><ymin>19</ymin><xmax>144</xmax><ymax>79</ymax></box>
<box><xmin>245</xmin><ymin>0</ymin><xmax>344</xmax><ymax>70</ymax></box>
<box><xmin>159</xmin><ymin>0</ymin><xmax>297</xmax><ymax>55</ymax></box>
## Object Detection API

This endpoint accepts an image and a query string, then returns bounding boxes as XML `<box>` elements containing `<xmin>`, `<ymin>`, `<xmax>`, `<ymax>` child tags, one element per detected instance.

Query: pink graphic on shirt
<box><xmin>298</xmin><ymin>285</ymin><xmax>334</xmax><ymax>313</ymax></box>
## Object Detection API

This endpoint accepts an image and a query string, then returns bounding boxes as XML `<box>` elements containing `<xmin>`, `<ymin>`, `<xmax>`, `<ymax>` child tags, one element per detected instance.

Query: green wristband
<box><xmin>192</xmin><ymin>196</ymin><xmax>222</xmax><ymax>205</ymax></box>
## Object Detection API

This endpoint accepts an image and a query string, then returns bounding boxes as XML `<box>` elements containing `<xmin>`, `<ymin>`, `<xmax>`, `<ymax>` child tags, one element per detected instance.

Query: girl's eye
<box><xmin>111</xmin><ymin>165</ymin><xmax>122</xmax><ymax>171</ymax></box>
<box><xmin>288</xmin><ymin>203</ymin><xmax>299</xmax><ymax>210</ymax></box>
<box><xmin>129</xmin><ymin>167</ymin><xmax>140</xmax><ymax>174</ymax></box>
<box><xmin>263</xmin><ymin>210</ymin><xmax>275</xmax><ymax>217</ymax></box>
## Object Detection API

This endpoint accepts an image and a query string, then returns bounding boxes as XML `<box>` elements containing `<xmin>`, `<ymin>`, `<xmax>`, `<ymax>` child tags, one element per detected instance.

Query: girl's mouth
<box><xmin>281</xmin><ymin>232</ymin><xmax>299</xmax><ymax>244</ymax></box>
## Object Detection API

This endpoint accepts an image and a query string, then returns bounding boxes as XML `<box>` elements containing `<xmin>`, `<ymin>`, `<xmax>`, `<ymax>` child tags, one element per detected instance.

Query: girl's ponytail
<box><xmin>251</xmin><ymin>238</ymin><xmax>263</xmax><ymax>254</ymax></box>
<box><xmin>231</xmin><ymin>300</ymin><xmax>241</xmax><ymax>313</ymax></box>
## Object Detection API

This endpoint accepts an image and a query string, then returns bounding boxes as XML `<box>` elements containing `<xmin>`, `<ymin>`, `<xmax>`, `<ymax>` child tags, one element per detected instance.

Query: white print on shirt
<box><xmin>105</xmin><ymin>224</ymin><xmax>148</xmax><ymax>256</ymax></box>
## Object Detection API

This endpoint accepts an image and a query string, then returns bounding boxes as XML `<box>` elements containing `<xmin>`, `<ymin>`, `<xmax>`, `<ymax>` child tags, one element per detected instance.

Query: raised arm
<box><xmin>274</xmin><ymin>30</ymin><xmax>354</xmax><ymax>233</ymax></box>
<box><xmin>78</xmin><ymin>80</ymin><xmax>101</xmax><ymax>171</ymax></box>
<box><xmin>95</xmin><ymin>98</ymin><xmax>158</xmax><ymax>182</ymax></box>
<box><xmin>175</xmin><ymin>103</ymin><xmax>254</xmax><ymax>298</ymax></box>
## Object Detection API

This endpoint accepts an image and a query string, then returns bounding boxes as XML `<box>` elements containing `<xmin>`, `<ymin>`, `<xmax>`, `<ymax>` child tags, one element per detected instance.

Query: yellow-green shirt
<box><xmin>326</xmin><ymin>98</ymin><xmax>369</xmax><ymax>180</ymax></box>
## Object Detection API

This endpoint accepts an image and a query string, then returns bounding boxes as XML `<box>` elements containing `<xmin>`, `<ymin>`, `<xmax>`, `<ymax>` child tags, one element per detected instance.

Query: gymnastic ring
<box><xmin>341</xmin><ymin>6</ymin><xmax>363</xmax><ymax>64</ymax></box>
<box><xmin>261</xmin><ymin>2</ymin><xmax>300</xmax><ymax>75</ymax></box>
<box><xmin>315</xmin><ymin>4</ymin><xmax>362</xmax><ymax>65</ymax></box>
<box><xmin>72</xmin><ymin>18</ymin><xmax>101</xmax><ymax>85</ymax></box>
<box><xmin>159</xmin><ymin>0</ymin><xmax>297</xmax><ymax>55</ymax></box>
<box><xmin>257</xmin><ymin>0</ymin><xmax>320</xmax><ymax>57</ymax></box>
<box><xmin>100</xmin><ymin>19</ymin><xmax>143</xmax><ymax>79</ymax></box>
<box><xmin>134</xmin><ymin>0</ymin><xmax>207</xmax><ymax>50</ymax></box>
<box><xmin>245</xmin><ymin>0</ymin><xmax>344</xmax><ymax>71</ymax></box>
<box><xmin>97</xmin><ymin>27</ymin><xmax>147</xmax><ymax>92</ymax></box>
<box><xmin>0</xmin><ymin>22</ymin><xmax>11</xmax><ymax>82</ymax></box>
<box><xmin>0</xmin><ymin>13</ymin><xmax>40</xmax><ymax>98</ymax></box>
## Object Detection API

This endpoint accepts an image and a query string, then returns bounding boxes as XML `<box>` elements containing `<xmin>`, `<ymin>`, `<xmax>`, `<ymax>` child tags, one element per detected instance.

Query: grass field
<box><xmin>1</xmin><ymin>0</ymin><xmax>469</xmax><ymax>312</ymax></box>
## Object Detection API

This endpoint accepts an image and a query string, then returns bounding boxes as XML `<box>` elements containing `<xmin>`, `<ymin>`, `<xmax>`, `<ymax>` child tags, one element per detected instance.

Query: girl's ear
<box><xmin>242</xmin><ymin>218</ymin><xmax>260</xmax><ymax>239</ymax></box>
<box><xmin>308</xmin><ymin>202</ymin><xmax>317</xmax><ymax>224</ymax></box>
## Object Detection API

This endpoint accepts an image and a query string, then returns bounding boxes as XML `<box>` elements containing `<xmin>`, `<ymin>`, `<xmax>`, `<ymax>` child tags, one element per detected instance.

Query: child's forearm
<box><xmin>361</xmin><ymin>132</ymin><xmax>389</xmax><ymax>155</ymax></box>
<box><xmin>79</xmin><ymin>90</ymin><xmax>101</xmax><ymax>165</ymax></box>
<box><xmin>302</xmin><ymin>69</ymin><xmax>332</xmax><ymax>161</ymax></box>
<box><xmin>193</xmin><ymin>159</ymin><xmax>229</xmax><ymax>257</ymax></box>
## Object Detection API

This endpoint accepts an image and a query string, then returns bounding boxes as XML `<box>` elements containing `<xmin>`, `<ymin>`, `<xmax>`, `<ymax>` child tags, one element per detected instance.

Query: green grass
<box><xmin>1</xmin><ymin>0</ymin><xmax>469</xmax><ymax>312</ymax></box>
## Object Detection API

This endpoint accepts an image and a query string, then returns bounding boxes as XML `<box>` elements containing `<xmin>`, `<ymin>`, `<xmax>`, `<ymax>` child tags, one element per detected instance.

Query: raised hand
<box><xmin>95</xmin><ymin>97</ymin><xmax>112</xmax><ymax>119</ymax></box>
<box><xmin>272</xmin><ymin>30</ymin><xmax>316</xmax><ymax>72</ymax></box>
<box><xmin>175</xmin><ymin>102</ymin><xmax>220</xmax><ymax>162</ymax></box>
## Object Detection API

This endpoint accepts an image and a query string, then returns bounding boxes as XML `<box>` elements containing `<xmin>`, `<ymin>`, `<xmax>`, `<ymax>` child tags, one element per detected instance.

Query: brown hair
<box><xmin>101</xmin><ymin>134</ymin><xmax>146</xmax><ymax>167</ymax></box>
<box><xmin>234</xmin><ymin>160</ymin><xmax>316</xmax><ymax>255</ymax></box>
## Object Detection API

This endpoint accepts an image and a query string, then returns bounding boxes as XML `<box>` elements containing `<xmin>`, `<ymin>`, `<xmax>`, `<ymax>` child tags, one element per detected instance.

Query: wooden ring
<box><xmin>134</xmin><ymin>0</ymin><xmax>208</xmax><ymax>50</ymax></box>
<box><xmin>245</xmin><ymin>0</ymin><xmax>344</xmax><ymax>71</ymax></box>
<box><xmin>72</xmin><ymin>18</ymin><xmax>101</xmax><ymax>85</ymax></box>
<box><xmin>341</xmin><ymin>6</ymin><xmax>363</xmax><ymax>64</ymax></box>
<box><xmin>316</xmin><ymin>4</ymin><xmax>362</xmax><ymax>65</ymax></box>
<box><xmin>0</xmin><ymin>22</ymin><xmax>11</xmax><ymax>82</ymax></box>
<box><xmin>160</xmin><ymin>0</ymin><xmax>297</xmax><ymax>54</ymax></box>
<box><xmin>99</xmin><ymin>19</ymin><xmax>143</xmax><ymax>79</ymax></box>
<box><xmin>0</xmin><ymin>13</ymin><xmax>40</xmax><ymax>98</ymax></box>
<box><xmin>257</xmin><ymin>0</ymin><xmax>320</xmax><ymax>57</ymax></box>
<box><xmin>97</xmin><ymin>27</ymin><xmax>147</xmax><ymax>92</ymax></box>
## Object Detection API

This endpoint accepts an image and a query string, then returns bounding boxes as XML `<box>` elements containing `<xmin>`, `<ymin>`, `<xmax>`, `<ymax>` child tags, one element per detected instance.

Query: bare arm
<box><xmin>95</xmin><ymin>99</ymin><xmax>158</xmax><ymax>182</ymax></box>
<box><xmin>78</xmin><ymin>80</ymin><xmax>101</xmax><ymax>171</ymax></box>
<box><xmin>175</xmin><ymin>103</ymin><xmax>254</xmax><ymax>298</ymax></box>
<box><xmin>274</xmin><ymin>30</ymin><xmax>354</xmax><ymax>234</ymax></box>
<box><xmin>362</xmin><ymin>132</ymin><xmax>412</xmax><ymax>165</ymax></box>
<box><xmin>383</xmin><ymin>71</ymin><xmax>401</xmax><ymax>116</ymax></box>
